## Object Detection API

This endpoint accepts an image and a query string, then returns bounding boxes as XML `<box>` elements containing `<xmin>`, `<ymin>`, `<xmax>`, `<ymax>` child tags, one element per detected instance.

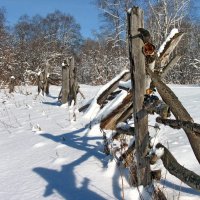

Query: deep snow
<box><xmin>0</xmin><ymin>84</ymin><xmax>200</xmax><ymax>200</ymax></box>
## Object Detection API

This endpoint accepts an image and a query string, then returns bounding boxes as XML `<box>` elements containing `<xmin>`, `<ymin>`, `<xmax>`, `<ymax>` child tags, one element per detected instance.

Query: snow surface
<box><xmin>119</xmin><ymin>80</ymin><xmax>132</xmax><ymax>90</ymax></box>
<box><xmin>0</xmin><ymin>84</ymin><xmax>200</xmax><ymax>200</ymax></box>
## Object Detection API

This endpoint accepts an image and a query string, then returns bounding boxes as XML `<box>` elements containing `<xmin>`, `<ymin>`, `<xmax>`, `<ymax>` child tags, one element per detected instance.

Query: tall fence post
<box><xmin>61</xmin><ymin>59</ymin><xmax>70</xmax><ymax>104</ymax></box>
<box><xmin>59</xmin><ymin>56</ymin><xmax>78</xmax><ymax>105</ymax></box>
<box><xmin>44</xmin><ymin>62</ymin><xmax>50</xmax><ymax>95</ymax></box>
<box><xmin>37</xmin><ymin>62</ymin><xmax>50</xmax><ymax>96</ymax></box>
<box><xmin>68</xmin><ymin>57</ymin><xmax>78</xmax><ymax>105</ymax></box>
<box><xmin>128</xmin><ymin>7</ymin><xmax>151</xmax><ymax>186</ymax></box>
<box><xmin>9</xmin><ymin>76</ymin><xmax>15</xmax><ymax>93</ymax></box>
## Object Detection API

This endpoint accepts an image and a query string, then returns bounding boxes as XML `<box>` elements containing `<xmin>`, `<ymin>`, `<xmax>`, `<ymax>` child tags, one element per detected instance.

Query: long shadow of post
<box><xmin>33</xmin><ymin>127</ymin><xmax>119</xmax><ymax>200</ymax></box>
<box><xmin>160</xmin><ymin>179</ymin><xmax>200</xmax><ymax>196</ymax></box>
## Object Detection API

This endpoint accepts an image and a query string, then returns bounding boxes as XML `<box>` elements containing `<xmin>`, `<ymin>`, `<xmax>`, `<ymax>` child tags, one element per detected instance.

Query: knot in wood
<box><xmin>142</xmin><ymin>42</ymin><xmax>155</xmax><ymax>56</ymax></box>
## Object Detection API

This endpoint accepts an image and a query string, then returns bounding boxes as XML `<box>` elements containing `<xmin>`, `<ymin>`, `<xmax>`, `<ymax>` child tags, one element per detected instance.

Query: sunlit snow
<box><xmin>0</xmin><ymin>84</ymin><xmax>199</xmax><ymax>200</ymax></box>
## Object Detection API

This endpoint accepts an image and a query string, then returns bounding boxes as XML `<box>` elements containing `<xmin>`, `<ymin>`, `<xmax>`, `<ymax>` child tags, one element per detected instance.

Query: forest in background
<box><xmin>0</xmin><ymin>0</ymin><xmax>200</xmax><ymax>86</ymax></box>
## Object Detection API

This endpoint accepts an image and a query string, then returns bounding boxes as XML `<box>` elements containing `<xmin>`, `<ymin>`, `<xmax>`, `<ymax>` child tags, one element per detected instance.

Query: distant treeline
<box><xmin>0</xmin><ymin>0</ymin><xmax>199</xmax><ymax>85</ymax></box>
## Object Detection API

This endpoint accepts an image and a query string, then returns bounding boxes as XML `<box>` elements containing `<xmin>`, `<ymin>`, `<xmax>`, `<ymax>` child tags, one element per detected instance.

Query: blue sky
<box><xmin>0</xmin><ymin>0</ymin><xmax>100</xmax><ymax>38</ymax></box>
<box><xmin>1</xmin><ymin>0</ymin><xmax>199</xmax><ymax>38</ymax></box>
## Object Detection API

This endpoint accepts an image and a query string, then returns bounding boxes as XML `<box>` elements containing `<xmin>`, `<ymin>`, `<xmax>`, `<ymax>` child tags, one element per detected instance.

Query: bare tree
<box><xmin>78</xmin><ymin>38</ymin><xmax>128</xmax><ymax>85</ymax></box>
<box><xmin>11</xmin><ymin>11</ymin><xmax>82</xmax><ymax>85</ymax></box>
<box><xmin>147</xmin><ymin>0</ymin><xmax>190</xmax><ymax>46</ymax></box>
<box><xmin>0</xmin><ymin>7</ymin><xmax>14</xmax><ymax>83</ymax></box>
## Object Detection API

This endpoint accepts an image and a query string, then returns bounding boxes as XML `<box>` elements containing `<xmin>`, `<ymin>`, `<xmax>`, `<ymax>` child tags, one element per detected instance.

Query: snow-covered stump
<box><xmin>9</xmin><ymin>76</ymin><xmax>15</xmax><ymax>93</ymax></box>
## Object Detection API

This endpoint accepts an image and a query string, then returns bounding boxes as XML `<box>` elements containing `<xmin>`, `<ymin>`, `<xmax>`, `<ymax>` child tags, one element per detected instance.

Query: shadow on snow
<box><xmin>161</xmin><ymin>179</ymin><xmax>200</xmax><ymax>196</ymax></box>
<box><xmin>33</xmin><ymin>127</ymin><xmax>119</xmax><ymax>200</ymax></box>
<box><xmin>42</xmin><ymin>101</ymin><xmax>62</xmax><ymax>106</ymax></box>
<box><xmin>46</xmin><ymin>94</ymin><xmax>58</xmax><ymax>99</ymax></box>
<box><xmin>32</xmin><ymin>126</ymin><xmax>200</xmax><ymax>199</ymax></box>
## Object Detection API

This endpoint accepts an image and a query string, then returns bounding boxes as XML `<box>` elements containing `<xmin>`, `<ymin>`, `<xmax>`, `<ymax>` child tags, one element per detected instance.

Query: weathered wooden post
<box><xmin>43</xmin><ymin>62</ymin><xmax>50</xmax><ymax>95</ymax></box>
<box><xmin>60</xmin><ymin>59</ymin><xmax>70</xmax><ymax>104</ymax></box>
<box><xmin>37</xmin><ymin>71</ymin><xmax>44</xmax><ymax>95</ymax></box>
<box><xmin>59</xmin><ymin>57</ymin><xmax>79</xmax><ymax>105</ymax></box>
<box><xmin>37</xmin><ymin>62</ymin><xmax>50</xmax><ymax>96</ymax></box>
<box><xmin>68</xmin><ymin>57</ymin><xmax>78</xmax><ymax>105</ymax></box>
<box><xmin>128</xmin><ymin>7</ymin><xmax>151</xmax><ymax>186</ymax></box>
<box><xmin>9</xmin><ymin>76</ymin><xmax>15</xmax><ymax>93</ymax></box>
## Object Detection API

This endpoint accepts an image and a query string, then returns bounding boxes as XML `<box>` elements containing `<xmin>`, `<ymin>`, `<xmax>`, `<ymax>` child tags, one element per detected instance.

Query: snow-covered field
<box><xmin>0</xmin><ymin>84</ymin><xmax>200</xmax><ymax>200</ymax></box>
